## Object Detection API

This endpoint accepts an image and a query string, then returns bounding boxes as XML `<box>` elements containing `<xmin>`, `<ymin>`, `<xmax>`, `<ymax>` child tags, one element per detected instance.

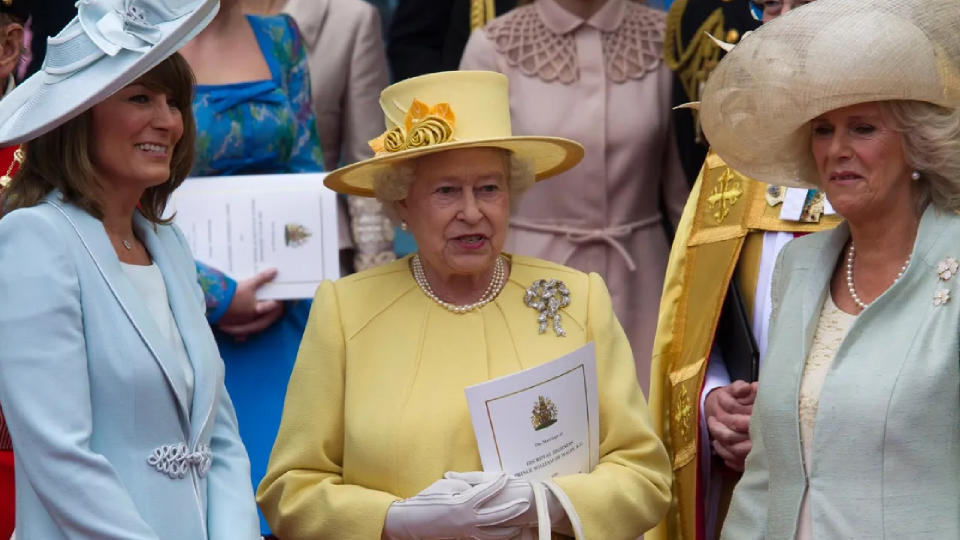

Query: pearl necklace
<box><xmin>845</xmin><ymin>242</ymin><xmax>910</xmax><ymax>311</ymax></box>
<box><xmin>411</xmin><ymin>254</ymin><xmax>507</xmax><ymax>314</ymax></box>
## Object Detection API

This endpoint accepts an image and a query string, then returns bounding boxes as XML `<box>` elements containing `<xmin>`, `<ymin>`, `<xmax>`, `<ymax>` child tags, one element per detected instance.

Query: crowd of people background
<box><xmin>0</xmin><ymin>0</ymin><xmax>958</xmax><ymax>538</ymax></box>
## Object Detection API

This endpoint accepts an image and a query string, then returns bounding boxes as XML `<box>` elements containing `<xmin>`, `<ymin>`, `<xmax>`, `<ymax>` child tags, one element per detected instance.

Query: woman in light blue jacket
<box><xmin>0</xmin><ymin>0</ymin><xmax>260</xmax><ymax>538</ymax></box>
<box><xmin>698</xmin><ymin>0</ymin><xmax>960</xmax><ymax>537</ymax></box>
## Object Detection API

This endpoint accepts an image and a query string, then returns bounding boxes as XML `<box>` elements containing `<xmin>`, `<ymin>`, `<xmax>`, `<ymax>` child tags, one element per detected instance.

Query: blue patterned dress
<box><xmin>190</xmin><ymin>14</ymin><xmax>323</xmax><ymax>534</ymax></box>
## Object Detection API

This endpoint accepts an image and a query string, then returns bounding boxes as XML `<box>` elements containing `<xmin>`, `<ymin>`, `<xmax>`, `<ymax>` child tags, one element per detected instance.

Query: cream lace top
<box><xmin>796</xmin><ymin>293</ymin><xmax>857</xmax><ymax>539</ymax></box>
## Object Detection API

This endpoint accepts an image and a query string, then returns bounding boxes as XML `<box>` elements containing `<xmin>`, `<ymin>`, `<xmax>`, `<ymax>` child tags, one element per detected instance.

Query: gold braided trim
<box><xmin>664</xmin><ymin>0</ymin><xmax>725</xmax><ymax>103</ymax></box>
<box><xmin>663</xmin><ymin>0</ymin><xmax>689</xmax><ymax>71</ymax></box>
<box><xmin>470</xmin><ymin>0</ymin><xmax>497</xmax><ymax>31</ymax></box>
<box><xmin>0</xmin><ymin>145</ymin><xmax>24</xmax><ymax>192</ymax></box>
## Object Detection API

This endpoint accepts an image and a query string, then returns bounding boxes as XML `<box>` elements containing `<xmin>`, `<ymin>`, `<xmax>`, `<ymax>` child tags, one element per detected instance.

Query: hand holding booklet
<box><xmin>167</xmin><ymin>173</ymin><xmax>340</xmax><ymax>300</ymax></box>
<box><xmin>465</xmin><ymin>343</ymin><xmax>599</xmax><ymax>481</ymax></box>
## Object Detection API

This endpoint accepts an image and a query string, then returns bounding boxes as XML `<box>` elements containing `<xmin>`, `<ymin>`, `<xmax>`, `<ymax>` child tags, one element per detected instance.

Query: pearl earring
<box><xmin>400</xmin><ymin>221</ymin><xmax>408</xmax><ymax>231</ymax></box>
<box><xmin>911</xmin><ymin>171</ymin><xmax>921</xmax><ymax>181</ymax></box>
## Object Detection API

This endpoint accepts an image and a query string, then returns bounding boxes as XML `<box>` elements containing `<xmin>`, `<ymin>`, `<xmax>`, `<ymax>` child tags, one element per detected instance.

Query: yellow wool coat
<box><xmin>257</xmin><ymin>254</ymin><xmax>671</xmax><ymax>539</ymax></box>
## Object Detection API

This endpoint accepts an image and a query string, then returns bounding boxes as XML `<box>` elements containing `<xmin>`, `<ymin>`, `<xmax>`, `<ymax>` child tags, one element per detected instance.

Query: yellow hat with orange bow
<box><xmin>323</xmin><ymin>70</ymin><xmax>584</xmax><ymax>197</ymax></box>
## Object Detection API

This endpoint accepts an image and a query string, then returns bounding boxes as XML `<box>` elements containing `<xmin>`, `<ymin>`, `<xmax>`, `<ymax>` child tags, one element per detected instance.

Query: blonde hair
<box><xmin>372</xmin><ymin>149</ymin><xmax>535</xmax><ymax>224</ymax></box>
<box><xmin>883</xmin><ymin>100</ymin><xmax>960</xmax><ymax>211</ymax></box>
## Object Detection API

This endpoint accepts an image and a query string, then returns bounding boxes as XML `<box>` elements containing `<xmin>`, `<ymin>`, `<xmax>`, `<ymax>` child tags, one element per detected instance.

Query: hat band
<box><xmin>43</xmin><ymin>1</ymin><xmax>166</xmax><ymax>80</ymax></box>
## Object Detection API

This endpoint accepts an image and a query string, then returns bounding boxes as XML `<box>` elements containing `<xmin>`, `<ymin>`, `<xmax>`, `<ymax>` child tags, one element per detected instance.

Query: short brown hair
<box><xmin>0</xmin><ymin>13</ymin><xmax>24</xmax><ymax>27</ymax></box>
<box><xmin>3</xmin><ymin>52</ymin><xmax>196</xmax><ymax>223</ymax></box>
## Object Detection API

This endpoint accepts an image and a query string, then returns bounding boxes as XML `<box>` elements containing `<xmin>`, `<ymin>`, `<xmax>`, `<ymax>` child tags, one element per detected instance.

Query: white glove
<box><xmin>444</xmin><ymin>472</ymin><xmax>566</xmax><ymax>530</ymax></box>
<box><xmin>383</xmin><ymin>472</ymin><xmax>530</xmax><ymax>540</ymax></box>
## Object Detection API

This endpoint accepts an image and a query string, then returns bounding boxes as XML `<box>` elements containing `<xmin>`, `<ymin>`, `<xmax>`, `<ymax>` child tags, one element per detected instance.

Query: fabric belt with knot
<box><xmin>509</xmin><ymin>215</ymin><xmax>664</xmax><ymax>272</ymax></box>
<box><xmin>147</xmin><ymin>443</ymin><xmax>212</xmax><ymax>479</ymax></box>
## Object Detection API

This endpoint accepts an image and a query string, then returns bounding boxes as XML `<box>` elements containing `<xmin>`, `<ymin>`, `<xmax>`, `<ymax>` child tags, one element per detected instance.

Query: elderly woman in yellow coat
<box><xmin>256</xmin><ymin>71</ymin><xmax>672</xmax><ymax>539</ymax></box>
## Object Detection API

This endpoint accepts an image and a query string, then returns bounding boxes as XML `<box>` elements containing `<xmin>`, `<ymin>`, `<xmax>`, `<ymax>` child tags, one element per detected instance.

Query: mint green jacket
<box><xmin>721</xmin><ymin>205</ymin><xmax>960</xmax><ymax>539</ymax></box>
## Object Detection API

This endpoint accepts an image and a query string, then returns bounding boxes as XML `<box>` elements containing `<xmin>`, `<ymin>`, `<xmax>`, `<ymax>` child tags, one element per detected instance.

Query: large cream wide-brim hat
<box><xmin>0</xmin><ymin>0</ymin><xmax>219</xmax><ymax>147</ymax></box>
<box><xmin>324</xmin><ymin>71</ymin><xmax>585</xmax><ymax>197</ymax></box>
<box><xmin>700</xmin><ymin>0</ymin><xmax>960</xmax><ymax>189</ymax></box>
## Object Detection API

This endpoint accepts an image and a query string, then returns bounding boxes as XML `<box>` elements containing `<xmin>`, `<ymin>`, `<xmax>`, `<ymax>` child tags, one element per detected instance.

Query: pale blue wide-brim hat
<box><xmin>0</xmin><ymin>0</ymin><xmax>219</xmax><ymax>147</ymax></box>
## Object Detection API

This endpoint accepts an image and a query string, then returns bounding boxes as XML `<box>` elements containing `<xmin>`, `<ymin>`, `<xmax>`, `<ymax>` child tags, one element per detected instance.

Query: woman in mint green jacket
<box><xmin>697</xmin><ymin>0</ymin><xmax>960</xmax><ymax>537</ymax></box>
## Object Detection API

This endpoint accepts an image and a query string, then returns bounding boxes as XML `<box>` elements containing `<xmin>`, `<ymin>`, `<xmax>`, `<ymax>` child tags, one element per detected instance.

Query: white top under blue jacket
<box><xmin>0</xmin><ymin>192</ymin><xmax>260</xmax><ymax>539</ymax></box>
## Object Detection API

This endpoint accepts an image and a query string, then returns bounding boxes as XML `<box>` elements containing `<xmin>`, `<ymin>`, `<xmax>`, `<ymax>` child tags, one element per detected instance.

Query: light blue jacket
<box><xmin>721</xmin><ymin>205</ymin><xmax>960</xmax><ymax>539</ymax></box>
<box><xmin>0</xmin><ymin>193</ymin><xmax>259</xmax><ymax>539</ymax></box>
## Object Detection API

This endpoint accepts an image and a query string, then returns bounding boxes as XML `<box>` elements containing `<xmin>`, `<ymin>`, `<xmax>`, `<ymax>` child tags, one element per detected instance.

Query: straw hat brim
<box><xmin>0</xmin><ymin>0</ymin><xmax>219</xmax><ymax>147</ymax></box>
<box><xmin>699</xmin><ymin>0</ymin><xmax>960</xmax><ymax>188</ymax></box>
<box><xmin>324</xmin><ymin>136</ymin><xmax>585</xmax><ymax>197</ymax></box>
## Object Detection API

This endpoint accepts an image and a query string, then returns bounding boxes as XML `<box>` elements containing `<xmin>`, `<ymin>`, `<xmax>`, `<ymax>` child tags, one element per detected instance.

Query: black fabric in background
<box><xmin>387</xmin><ymin>0</ymin><xmax>516</xmax><ymax>81</ymax></box>
<box><xmin>24</xmin><ymin>0</ymin><xmax>77</xmax><ymax>79</ymax></box>
<box><xmin>716</xmin><ymin>280</ymin><xmax>759</xmax><ymax>383</ymax></box>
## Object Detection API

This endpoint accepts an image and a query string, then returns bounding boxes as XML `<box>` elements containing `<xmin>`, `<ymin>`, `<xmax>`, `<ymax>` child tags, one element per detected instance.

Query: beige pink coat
<box><xmin>461</xmin><ymin>0</ymin><xmax>689</xmax><ymax>390</ymax></box>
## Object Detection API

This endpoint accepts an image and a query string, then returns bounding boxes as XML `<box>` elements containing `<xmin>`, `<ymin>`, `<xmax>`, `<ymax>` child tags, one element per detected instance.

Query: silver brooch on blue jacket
<box><xmin>147</xmin><ymin>443</ymin><xmax>212</xmax><ymax>479</ymax></box>
<box><xmin>524</xmin><ymin>279</ymin><xmax>570</xmax><ymax>336</ymax></box>
<box><xmin>934</xmin><ymin>257</ymin><xmax>957</xmax><ymax>306</ymax></box>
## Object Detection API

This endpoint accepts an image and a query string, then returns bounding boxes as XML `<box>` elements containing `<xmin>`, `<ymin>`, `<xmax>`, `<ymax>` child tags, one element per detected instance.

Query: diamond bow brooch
<box><xmin>524</xmin><ymin>279</ymin><xmax>571</xmax><ymax>337</ymax></box>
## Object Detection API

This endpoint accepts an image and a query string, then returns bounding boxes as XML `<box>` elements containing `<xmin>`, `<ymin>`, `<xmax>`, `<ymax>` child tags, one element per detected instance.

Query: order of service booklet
<box><xmin>465</xmin><ymin>342</ymin><xmax>599</xmax><ymax>481</ymax></box>
<box><xmin>167</xmin><ymin>173</ymin><xmax>340</xmax><ymax>300</ymax></box>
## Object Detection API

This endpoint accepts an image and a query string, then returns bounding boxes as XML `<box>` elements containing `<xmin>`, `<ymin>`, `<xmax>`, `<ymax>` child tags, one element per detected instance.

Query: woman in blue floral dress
<box><xmin>180</xmin><ymin>1</ymin><xmax>324</xmax><ymax>533</ymax></box>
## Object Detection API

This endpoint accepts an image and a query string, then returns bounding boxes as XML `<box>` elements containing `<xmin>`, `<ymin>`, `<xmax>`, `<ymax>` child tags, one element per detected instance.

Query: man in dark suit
<box><xmin>387</xmin><ymin>0</ymin><xmax>516</xmax><ymax>80</ymax></box>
